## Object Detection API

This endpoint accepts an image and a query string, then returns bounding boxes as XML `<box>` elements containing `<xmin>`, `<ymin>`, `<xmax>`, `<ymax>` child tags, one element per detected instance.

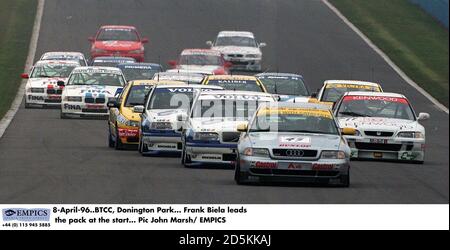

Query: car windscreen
<box><xmin>67</xmin><ymin>72</ymin><xmax>125</xmax><ymax>86</ymax></box>
<box><xmin>207</xmin><ymin>80</ymin><xmax>263</xmax><ymax>92</ymax></box>
<box><xmin>96</xmin><ymin>28</ymin><xmax>139</xmax><ymax>41</ymax></box>
<box><xmin>258</xmin><ymin>76</ymin><xmax>309</xmax><ymax>96</ymax></box>
<box><xmin>148</xmin><ymin>88</ymin><xmax>194</xmax><ymax>110</ymax></box>
<box><xmin>215</xmin><ymin>36</ymin><xmax>257</xmax><ymax>47</ymax></box>
<box><xmin>179</xmin><ymin>54</ymin><xmax>221</xmax><ymax>66</ymax></box>
<box><xmin>250</xmin><ymin>108</ymin><xmax>338</xmax><ymax>134</ymax></box>
<box><xmin>124</xmin><ymin>85</ymin><xmax>153</xmax><ymax>107</ymax></box>
<box><xmin>192</xmin><ymin>99</ymin><xmax>266</xmax><ymax>119</ymax></box>
<box><xmin>336</xmin><ymin>96</ymin><xmax>415</xmax><ymax>120</ymax></box>
<box><xmin>322</xmin><ymin>84</ymin><xmax>380</xmax><ymax>103</ymax></box>
<box><xmin>31</xmin><ymin>65</ymin><xmax>77</xmax><ymax>78</ymax></box>
<box><xmin>122</xmin><ymin>67</ymin><xmax>160</xmax><ymax>81</ymax></box>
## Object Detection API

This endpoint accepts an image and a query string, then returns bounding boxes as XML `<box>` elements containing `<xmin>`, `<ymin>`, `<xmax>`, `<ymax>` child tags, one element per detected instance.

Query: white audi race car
<box><xmin>60</xmin><ymin>67</ymin><xmax>126</xmax><ymax>118</ymax></box>
<box><xmin>40</xmin><ymin>52</ymin><xmax>88</xmax><ymax>66</ymax></box>
<box><xmin>23</xmin><ymin>60</ymin><xmax>80</xmax><ymax>108</ymax></box>
<box><xmin>137</xmin><ymin>84</ymin><xmax>223</xmax><ymax>155</ymax></box>
<box><xmin>334</xmin><ymin>92</ymin><xmax>429</xmax><ymax>163</ymax></box>
<box><xmin>181</xmin><ymin>90</ymin><xmax>276</xmax><ymax>167</ymax></box>
<box><xmin>207</xmin><ymin>31</ymin><xmax>266</xmax><ymax>72</ymax></box>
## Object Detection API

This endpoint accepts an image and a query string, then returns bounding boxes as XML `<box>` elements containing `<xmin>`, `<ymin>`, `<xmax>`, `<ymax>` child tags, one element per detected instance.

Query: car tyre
<box><xmin>108</xmin><ymin>126</ymin><xmax>115</xmax><ymax>148</ymax></box>
<box><xmin>114</xmin><ymin>125</ymin><xmax>123</xmax><ymax>150</ymax></box>
<box><xmin>234</xmin><ymin>156</ymin><xmax>248</xmax><ymax>185</ymax></box>
<box><xmin>60</xmin><ymin>111</ymin><xmax>69</xmax><ymax>119</ymax></box>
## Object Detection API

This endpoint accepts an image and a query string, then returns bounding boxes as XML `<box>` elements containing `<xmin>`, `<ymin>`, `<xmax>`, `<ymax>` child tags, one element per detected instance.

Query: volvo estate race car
<box><xmin>107</xmin><ymin>80</ymin><xmax>178</xmax><ymax>149</ymax></box>
<box><xmin>334</xmin><ymin>92</ymin><xmax>429</xmax><ymax>163</ymax></box>
<box><xmin>89</xmin><ymin>25</ymin><xmax>148</xmax><ymax>62</ymax></box>
<box><xmin>60</xmin><ymin>67</ymin><xmax>126</xmax><ymax>118</ymax></box>
<box><xmin>118</xmin><ymin>63</ymin><xmax>163</xmax><ymax>82</ymax></box>
<box><xmin>167</xmin><ymin>49</ymin><xmax>231</xmax><ymax>75</ymax></box>
<box><xmin>91</xmin><ymin>57</ymin><xmax>136</xmax><ymax>67</ymax></box>
<box><xmin>181</xmin><ymin>91</ymin><xmax>275</xmax><ymax>167</ymax></box>
<box><xmin>207</xmin><ymin>31</ymin><xmax>266</xmax><ymax>72</ymax></box>
<box><xmin>136</xmin><ymin>84</ymin><xmax>223</xmax><ymax>155</ymax></box>
<box><xmin>153</xmin><ymin>72</ymin><xmax>205</xmax><ymax>84</ymax></box>
<box><xmin>235</xmin><ymin>103</ymin><xmax>353</xmax><ymax>186</ymax></box>
<box><xmin>22</xmin><ymin>60</ymin><xmax>80</xmax><ymax>108</ymax></box>
<box><xmin>256</xmin><ymin>73</ymin><xmax>310</xmax><ymax>101</ymax></box>
<box><xmin>314</xmin><ymin>80</ymin><xmax>383</xmax><ymax>105</ymax></box>
<box><xmin>40</xmin><ymin>52</ymin><xmax>88</xmax><ymax>66</ymax></box>
<box><xmin>202</xmin><ymin>75</ymin><xmax>268</xmax><ymax>93</ymax></box>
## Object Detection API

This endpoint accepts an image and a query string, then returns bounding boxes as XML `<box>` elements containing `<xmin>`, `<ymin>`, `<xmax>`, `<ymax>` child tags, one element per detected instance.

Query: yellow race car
<box><xmin>202</xmin><ymin>75</ymin><xmax>267</xmax><ymax>93</ymax></box>
<box><xmin>107</xmin><ymin>80</ymin><xmax>186</xmax><ymax>149</ymax></box>
<box><xmin>313</xmin><ymin>80</ymin><xmax>383</xmax><ymax>106</ymax></box>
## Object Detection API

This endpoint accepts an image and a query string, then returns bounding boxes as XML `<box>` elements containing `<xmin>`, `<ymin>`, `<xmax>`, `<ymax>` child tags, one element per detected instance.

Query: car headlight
<box><xmin>125</xmin><ymin>120</ymin><xmax>140</xmax><ymax>128</ymax></box>
<box><xmin>243</xmin><ymin>148</ymin><xmax>270</xmax><ymax>157</ymax></box>
<box><xmin>30</xmin><ymin>88</ymin><xmax>45</xmax><ymax>93</ymax></box>
<box><xmin>65</xmin><ymin>96</ymin><xmax>82</xmax><ymax>102</ymax></box>
<box><xmin>246</xmin><ymin>54</ymin><xmax>261</xmax><ymax>59</ymax></box>
<box><xmin>193</xmin><ymin>132</ymin><xmax>219</xmax><ymax>141</ymax></box>
<box><xmin>321</xmin><ymin>150</ymin><xmax>346</xmax><ymax>159</ymax></box>
<box><xmin>397</xmin><ymin>131</ymin><xmax>424</xmax><ymax>139</ymax></box>
<box><xmin>354</xmin><ymin>129</ymin><xmax>362</xmax><ymax>137</ymax></box>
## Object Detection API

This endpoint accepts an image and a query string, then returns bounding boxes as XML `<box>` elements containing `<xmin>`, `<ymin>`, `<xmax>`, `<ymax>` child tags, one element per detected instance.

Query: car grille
<box><xmin>227</xmin><ymin>54</ymin><xmax>244</xmax><ymax>58</ymax></box>
<box><xmin>364</xmin><ymin>131</ymin><xmax>394</xmax><ymax>137</ymax></box>
<box><xmin>355</xmin><ymin>142</ymin><xmax>402</xmax><ymax>151</ymax></box>
<box><xmin>47</xmin><ymin>89</ymin><xmax>63</xmax><ymax>95</ymax></box>
<box><xmin>222</xmin><ymin>132</ymin><xmax>240</xmax><ymax>143</ymax></box>
<box><xmin>250</xmin><ymin>169</ymin><xmax>340</xmax><ymax>177</ymax></box>
<box><xmin>44</xmin><ymin>99</ymin><xmax>61</xmax><ymax>103</ymax></box>
<box><xmin>85</xmin><ymin>97</ymin><xmax>106</xmax><ymax>104</ymax></box>
<box><xmin>82</xmin><ymin>108</ymin><xmax>108</xmax><ymax>113</ymax></box>
<box><xmin>272</xmin><ymin>149</ymin><xmax>318</xmax><ymax>158</ymax></box>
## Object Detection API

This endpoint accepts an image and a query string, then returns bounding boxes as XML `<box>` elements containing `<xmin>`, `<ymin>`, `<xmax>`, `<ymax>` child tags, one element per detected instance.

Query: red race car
<box><xmin>89</xmin><ymin>25</ymin><xmax>148</xmax><ymax>62</ymax></box>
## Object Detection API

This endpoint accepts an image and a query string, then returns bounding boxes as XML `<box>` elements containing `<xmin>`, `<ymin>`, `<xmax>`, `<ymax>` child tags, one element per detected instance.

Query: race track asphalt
<box><xmin>0</xmin><ymin>0</ymin><xmax>448</xmax><ymax>203</ymax></box>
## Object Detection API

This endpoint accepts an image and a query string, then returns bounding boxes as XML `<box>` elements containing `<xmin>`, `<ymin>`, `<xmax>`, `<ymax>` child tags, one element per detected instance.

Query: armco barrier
<box><xmin>409</xmin><ymin>0</ymin><xmax>449</xmax><ymax>28</ymax></box>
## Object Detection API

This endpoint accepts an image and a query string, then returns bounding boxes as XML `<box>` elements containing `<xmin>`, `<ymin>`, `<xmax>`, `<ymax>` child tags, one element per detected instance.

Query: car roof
<box><xmin>206</xmin><ymin>75</ymin><xmax>258</xmax><ymax>81</ymax></box>
<box><xmin>262</xmin><ymin>102</ymin><xmax>332</xmax><ymax>111</ymax></box>
<box><xmin>72</xmin><ymin>66</ymin><xmax>123</xmax><ymax>73</ymax></box>
<box><xmin>198</xmin><ymin>90</ymin><xmax>273</xmax><ymax>99</ymax></box>
<box><xmin>156</xmin><ymin>71</ymin><xmax>203</xmax><ymax>77</ymax></box>
<box><xmin>41</xmin><ymin>52</ymin><xmax>85</xmax><ymax>58</ymax></box>
<box><xmin>34</xmin><ymin>60</ymin><xmax>81</xmax><ymax>66</ymax></box>
<box><xmin>181</xmin><ymin>49</ymin><xmax>221</xmax><ymax>56</ymax></box>
<box><xmin>324</xmin><ymin>80</ymin><xmax>381</xmax><ymax>87</ymax></box>
<box><xmin>118</xmin><ymin>63</ymin><xmax>162</xmax><ymax>68</ymax></box>
<box><xmin>256</xmin><ymin>72</ymin><xmax>304</xmax><ymax>78</ymax></box>
<box><xmin>129</xmin><ymin>80</ymin><xmax>181</xmax><ymax>86</ymax></box>
<box><xmin>344</xmin><ymin>91</ymin><xmax>406</xmax><ymax>98</ymax></box>
<box><xmin>154</xmin><ymin>83</ymin><xmax>223</xmax><ymax>89</ymax></box>
<box><xmin>218</xmin><ymin>31</ymin><xmax>255</xmax><ymax>38</ymax></box>
<box><xmin>93</xmin><ymin>57</ymin><xmax>136</xmax><ymax>61</ymax></box>
<box><xmin>100</xmin><ymin>25</ymin><xmax>136</xmax><ymax>30</ymax></box>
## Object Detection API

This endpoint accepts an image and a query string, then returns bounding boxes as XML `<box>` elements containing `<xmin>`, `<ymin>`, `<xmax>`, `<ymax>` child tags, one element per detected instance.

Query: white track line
<box><xmin>0</xmin><ymin>0</ymin><xmax>45</xmax><ymax>139</ymax></box>
<box><xmin>322</xmin><ymin>0</ymin><xmax>449</xmax><ymax>114</ymax></box>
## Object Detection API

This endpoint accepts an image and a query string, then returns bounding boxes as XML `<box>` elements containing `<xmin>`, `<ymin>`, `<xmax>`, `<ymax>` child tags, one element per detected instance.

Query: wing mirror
<box><xmin>341</xmin><ymin>127</ymin><xmax>356</xmax><ymax>136</ymax></box>
<box><xmin>21</xmin><ymin>73</ymin><xmax>29</xmax><ymax>79</ymax></box>
<box><xmin>168</xmin><ymin>60</ymin><xmax>177</xmax><ymax>68</ymax></box>
<box><xmin>237</xmin><ymin>123</ymin><xmax>248</xmax><ymax>132</ymax></box>
<box><xmin>57</xmin><ymin>81</ymin><xmax>65</xmax><ymax>87</ymax></box>
<box><xmin>107</xmin><ymin>99</ymin><xmax>119</xmax><ymax>108</ymax></box>
<box><xmin>133</xmin><ymin>105</ymin><xmax>145</xmax><ymax>113</ymax></box>
<box><xmin>417</xmin><ymin>112</ymin><xmax>430</xmax><ymax>121</ymax></box>
<box><xmin>141</xmin><ymin>38</ymin><xmax>149</xmax><ymax>44</ymax></box>
<box><xmin>88</xmin><ymin>36</ymin><xmax>95</xmax><ymax>42</ymax></box>
<box><xmin>310</xmin><ymin>92</ymin><xmax>318</xmax><ymax>99</ymax></box>
<box><xmin>177</xmin><ymin>114</ymin><xmax>188</xmax><ymax>122</ymax></box>
<box><xmin>259</xmin><ymin>42</ymin><xmax>267</xmax><ymax>48</ymax></box>
<box><xmin>206</xmin><ymin>41</ymin><xmax>213</xmax><ymax>47</ymax></box>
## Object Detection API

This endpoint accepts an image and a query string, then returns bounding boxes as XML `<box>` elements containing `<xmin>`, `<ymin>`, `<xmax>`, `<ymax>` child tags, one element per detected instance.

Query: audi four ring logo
<box><xmin>286</xmin><ymin>150</ymin><xmax>305</xmax><ymax>157</ymax></box>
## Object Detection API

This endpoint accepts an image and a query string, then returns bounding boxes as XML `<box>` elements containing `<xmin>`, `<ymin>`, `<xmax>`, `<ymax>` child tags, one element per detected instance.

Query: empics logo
<box><xmin>2</xmin><ymin>208</ymin><xmax>50</xmax><ymax>222</ymax></box>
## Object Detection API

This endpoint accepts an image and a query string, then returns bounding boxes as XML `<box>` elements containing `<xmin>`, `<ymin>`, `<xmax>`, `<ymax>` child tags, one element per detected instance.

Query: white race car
<box><xmin>137</xmin><ymin>84</ymin><xmax>223</xmax><ymax>155</ymax></box>
<box><xmin>40</xmin><ymin>52</ymin><xmax>88</xmax><ymax>66</ymax></box>
<box><xmin>60</xmin><ymin>67</ymin><xmax>126</xmax><ymax>118</ymax></box>
<box><xmin>153</xmin><ymin>72</ymin><xmax>205</xmax><ymax>84</ymax></box>
<box><xmin>334</xmin><ymin>92</ymin><xmax>430</xmax><ymax>163</ymax></box>
<box><xmin>167</xmin><ymin>49</ymin><xmax>230</xmax><ymax>75</ymax></box>
<box><xmin>23</xmin><ymin>60</ymin><xmax>80</xmax><ymax>108</ymax></box>
<box><xmin>207</xmin><ymin>31</ymin><xmax>266</xmax><ymax>72</ymax></box>
<box><xmin>181</xmin><ymin>90</ymin><xmax>276</xmax><ymax>167</ymax></box>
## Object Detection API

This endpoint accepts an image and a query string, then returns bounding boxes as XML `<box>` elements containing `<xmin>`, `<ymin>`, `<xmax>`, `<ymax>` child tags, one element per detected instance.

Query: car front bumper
<box><xmin>141</xmin><ymin>130</ymin><xmax>182</xmax><ymax>154</ymax></box>
<box><xmin>26</xmin><ymin>93</ymin><xmax>62</xmax><ymax>106</ymax></box>
<box><xmin>185</xmin><ymin>141</ymin><xmax>238</xmax><ymax>166</ymax></box>
<box><xmin>61</xmin><ymin>101</ymin><xmax>109</xmax><ymax>117</ymax></box>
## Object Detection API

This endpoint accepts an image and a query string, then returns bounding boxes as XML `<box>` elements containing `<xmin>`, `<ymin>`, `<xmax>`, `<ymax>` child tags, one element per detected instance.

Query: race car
<box><xmin>136</xmin><ymin>84</ymin><xmax>223</xmax><ymax>155</ymax></box>
<box><xmin>256</xmin><ymin>73</ymin><xmax>310</xmax><ymax>101</ymax></box>
<box><xmin>107</xmin><ymin>80</ymin><xmax>182</xmax><ymax>149</ymax></box>
<box><xmin>153</xmin><ymin>71</ymin><xmax>205</xmax><ymax>84</ymax></box>
<box><xmin>91</xmin><ymin>57</ymin><xmax>136</xmax><ymax>67</ymax></box>
<box><xmin>89</xmin><ymin>25</ymin><xmax>148</xmax><ymax>62</ymax></box>
<box><xmin>167</xmin><ymin>49</ymin><xmax>231</xmax><ymax>75</ymax></box>
<box><xmin>181</xmin><ymin>91</ymin><xmax>275</xmax><ymax>167</ymax></box>
<box><xmin>314</xmin><ymin>80</ymin><xmax>383</xmax><ymax>106</ymax></box>
<box><xmin>60</xmin><ymin>67</ymin><xmax>126</xmax><ymax>118</ymax></box>
<box><xmin>206</xmin><ymin>31</ymin><xmax>266</xmax><ymax>72</ymax></box>
<box><xmin>235</xmin><ymin>102</ymin><xmax>353</xmax><ymax>186</ymax></box>
<box><xmin>117</xmin><ymin>63</ymin><xmax>163</xmax><ymax>82</ymax></box>
<box><xmin>334</xmin><ymin>92</ymin><xmax>430</xmax><ymax>163</ymax></box>
<box><xmin>40</xmin><ymin>52</ymin><xmax>88</xmax><ymax>66</ymax></box>
<box><xmin>202</xmin><ymin>75</ymin><xmax>267</xmax><ymax>93</ymax></box>
<box><xmin>22</xmin><ymin>60</ymin><xmax>80</xmax><ymax>108</ymax></box>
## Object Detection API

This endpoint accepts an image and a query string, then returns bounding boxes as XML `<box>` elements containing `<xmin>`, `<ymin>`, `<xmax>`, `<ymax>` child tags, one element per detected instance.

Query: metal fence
<box><xmin>409</xmin><ymin>0</ymin><xmax>449</xmax><ymax>28</ymax></box>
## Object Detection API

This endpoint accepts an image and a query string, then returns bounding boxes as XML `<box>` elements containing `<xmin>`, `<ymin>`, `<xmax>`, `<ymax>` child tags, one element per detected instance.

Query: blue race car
<box><xmin>117</xmin><ymin>62</ymin><xmax>163</xmax><ymax>82</ymax></box>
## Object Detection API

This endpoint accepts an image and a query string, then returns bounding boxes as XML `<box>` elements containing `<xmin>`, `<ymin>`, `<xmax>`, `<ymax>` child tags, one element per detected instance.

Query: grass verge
<box><xmin>330</xmin><ymin>0</ymin><xmax>449</xmax><ymax>107</ymax></box>
<box><xmin>0</xmin><ymin>0</ymin><xmax>37</xmax><ymax>119</ymax></box>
